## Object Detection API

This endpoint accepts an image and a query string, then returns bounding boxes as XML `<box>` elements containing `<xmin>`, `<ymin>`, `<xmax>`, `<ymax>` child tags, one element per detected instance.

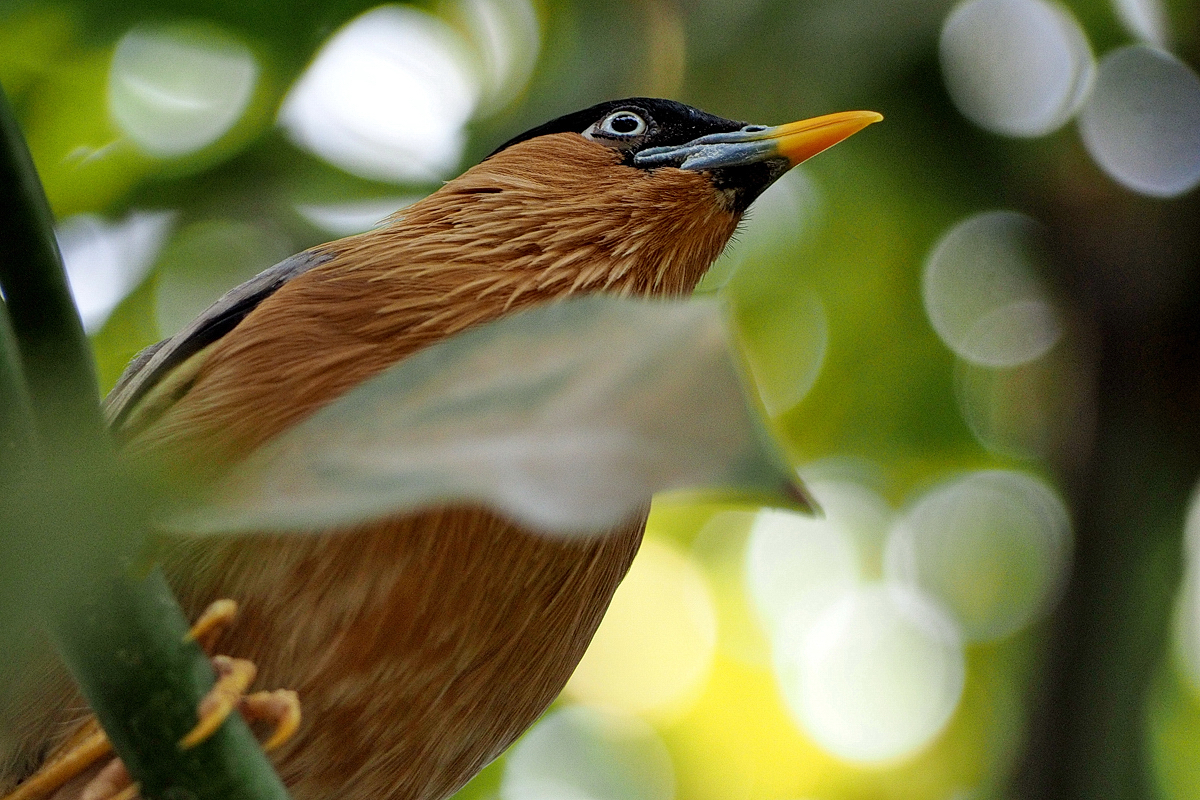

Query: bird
<box><xmin>2</xmin><ymin>98</ymin><xmax>880</xmax><ymax>800</ymax></box>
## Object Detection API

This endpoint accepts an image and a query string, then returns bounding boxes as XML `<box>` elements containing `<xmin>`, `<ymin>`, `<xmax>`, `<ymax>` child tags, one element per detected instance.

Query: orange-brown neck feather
<box><xmin>127</xmin><ymin>133</ymin><xmax>741</xmax><ymax>476</ymax></box>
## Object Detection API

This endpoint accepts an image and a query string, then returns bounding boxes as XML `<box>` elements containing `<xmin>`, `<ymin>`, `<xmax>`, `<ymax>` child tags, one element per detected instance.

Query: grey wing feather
<box><xmin>104</xmin><ymin>248</ymin><xmax>336</xmax><ymax>431</ymax></box>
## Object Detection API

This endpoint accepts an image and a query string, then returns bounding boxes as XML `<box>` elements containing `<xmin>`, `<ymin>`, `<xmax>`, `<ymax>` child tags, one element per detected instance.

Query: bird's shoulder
<box><xmin>104</xmin><ymin>248</ymin><xmax>337</xmax><ymax>434</ymax></box>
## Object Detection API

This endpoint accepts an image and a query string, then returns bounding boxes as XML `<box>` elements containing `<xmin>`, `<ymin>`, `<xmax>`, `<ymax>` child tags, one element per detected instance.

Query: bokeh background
<box><xmin>2</xmin><ymin>0</ymin><xmax>1199</xmax><ymax>797</ymax></box>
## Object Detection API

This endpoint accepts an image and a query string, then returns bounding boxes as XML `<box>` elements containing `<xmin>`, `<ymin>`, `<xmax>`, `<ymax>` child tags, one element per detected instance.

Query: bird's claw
<box><xmin>177</xmin><ymin>598</ymin><xmax>301</xmax><ymax>752</ymax></box>
<box><xmin>78</xmin><ymin>759</ymin><xmax>133</xmax><ymax>800</ymax></box>
<box><xmin>0</xmin><ymin>724</ymin><xmax>111</xmax><ymax>800</ymax></box>
<box><xmin>178</xmin><ymin>654</ymin><xmax>258</xmax><ymax>749</ymax></box>
<box><xmin>242</xmin><ymin>689</ymin><xmax>302</xmax><ymax>752</ymax></box>
<box><xmin>1</xmin><ymin>599</ymin><xmax>301</xmax><ymax>800</ymax></box>
<box><xmin>183</xmin><ymin>598</ymin><xmax>238</xmax><ymax>652</ymax></box>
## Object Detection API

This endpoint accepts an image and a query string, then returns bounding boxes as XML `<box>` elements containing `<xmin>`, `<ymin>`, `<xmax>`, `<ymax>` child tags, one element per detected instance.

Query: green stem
<box><xmin>53</xmin><ymin>568</ymin><xmax>293</xmax><ymax>800</ymax></box>
<box><xmin>0</xmin><ymin>84</ymin><xmax>104</xmax><ymax>444</ymax></box>
<box><xmin>0</xmin><ymin>297</ymin><xmax>35</xmax><ymax>477</ymax></box>
<box><xmin>0</xmin><ymin>85</ymin><xmax>293</xmax><ymax>800</ymax></box>
<box><xmin>0</xmin><ymin>288</ymin><xmax>40</xmax><ymax>708</ymax></box>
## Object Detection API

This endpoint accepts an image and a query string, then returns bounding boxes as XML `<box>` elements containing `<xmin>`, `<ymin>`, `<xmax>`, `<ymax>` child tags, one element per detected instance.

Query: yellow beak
<box><xmin>767</xmin><ymin>110</ymin><xmax>884</xmax><ymax>166</ymax></box>
<box><xmin>634</xmin><ymin>110</ymin><xmax>883</xmax><ymax>171</ymax></box>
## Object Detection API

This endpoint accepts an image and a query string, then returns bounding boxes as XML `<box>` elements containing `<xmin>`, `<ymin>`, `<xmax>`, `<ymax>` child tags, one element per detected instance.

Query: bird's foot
<box><xmin>174</xmin><ymin>657</ymin><xmax>301</xmax><ymax>751</ymax></box>
<box><xmin>1</xmin><ymin>600</ymin><xmax>301</xmax><ymax>800</ymax></box>
<box><xmin>241</xmin><ymin>689</ymin><xmax>302</xmax><ymax>752</ymax></box>
<box><xmin>1</xmin><ymin>721</ymin><xmax>111</xmax><ymax>800</ymax></box>
<box><xmin>72</xmin><ymin>679</ymin><xmax>299</xmax><ymax>800</ymax></box>
<box><xmin>177</xmin><ymin>599</ymin><xmax>301</xmax><ymax>752</ymax></box>
<box><xmin>183</xmin><ymin>597</ymin><xmax>238</xmax><ymax>652</ymax></box>
<box><xmin>78</xmin><ymin>759</ymin><xmax>133</xmax><ymax>800</ymax></box>
<box><xmin>177</xmin><ymin>654</ymin><xmax>258</xmax><ymax>748</ymax></box>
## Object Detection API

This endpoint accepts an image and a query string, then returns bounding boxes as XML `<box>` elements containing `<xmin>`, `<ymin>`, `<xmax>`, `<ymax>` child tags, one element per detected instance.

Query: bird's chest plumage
<box><xmin>164</xmin><ymin>508</ymin><xmax>644</xmax><ymax>800</ymax></box>
<box><xmin>125</xmin><ymin>146</ymin><xmax>739</xmax><ymax>475</ymax></box>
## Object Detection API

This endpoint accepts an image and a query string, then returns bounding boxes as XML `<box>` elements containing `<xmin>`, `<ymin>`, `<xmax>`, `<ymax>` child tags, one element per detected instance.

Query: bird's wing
<box><xmin>104</xmin><ymin>248</ymin><xmax>336</xmax><ymax>435</ymax></box>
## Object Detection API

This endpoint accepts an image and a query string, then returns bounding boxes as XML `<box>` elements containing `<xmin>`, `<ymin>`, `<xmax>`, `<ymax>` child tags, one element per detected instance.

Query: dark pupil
<box><xmin>610</xmin><ymin>114</ymin><xmax>640</xmax><ymax>134</ymax></box>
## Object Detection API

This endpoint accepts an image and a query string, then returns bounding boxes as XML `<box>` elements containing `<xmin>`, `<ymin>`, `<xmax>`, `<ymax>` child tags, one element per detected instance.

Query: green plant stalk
<box><xmin>0</xmin><ymin>87</ymin><xmax>104</xmax><ymax>445</ymax></box>
<box><xmin>0</xmin><ymin>271</ymin><xmax>40</xmax><ymax>711</ymax></box>
<box><xmin>0</xmin><ymin>297</ymin><xmax>35</xmax><ymax>481</ymax></box>
<box><xmin>53</xmin><ymin>567</ymin><xmax>293</xmax><ymax>800</ymax></box>
<box><xmin>0</xmin><ymin>85</ymin><xmax>292</xmax><ymax>800</ymax></box>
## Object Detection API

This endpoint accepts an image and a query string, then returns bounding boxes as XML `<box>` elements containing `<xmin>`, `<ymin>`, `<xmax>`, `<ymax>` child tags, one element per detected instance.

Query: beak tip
<box><xmin>777</xmin><ymin>109</ymin><xmax>884</xmax><ymax>166</ymax></box>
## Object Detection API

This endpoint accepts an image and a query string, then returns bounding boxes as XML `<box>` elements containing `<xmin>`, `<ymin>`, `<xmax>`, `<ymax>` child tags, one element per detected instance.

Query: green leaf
<box><xmin>167</xmin><ymin>296</ymin><xmax>811</xmax><ymax>537</ymax></box>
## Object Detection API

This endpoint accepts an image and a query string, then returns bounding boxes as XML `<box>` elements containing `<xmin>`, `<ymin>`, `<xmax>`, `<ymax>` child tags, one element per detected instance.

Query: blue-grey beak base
<box><xmin>634</xmin><ymin>129</ymin><xmax>779</xmax><ymax>171</ymax></box>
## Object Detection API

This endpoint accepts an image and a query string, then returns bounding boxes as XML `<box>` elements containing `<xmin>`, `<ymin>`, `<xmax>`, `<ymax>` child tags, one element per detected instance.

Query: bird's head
<box><xmin>491</xmin><ymin>98</ymin><xmax>881</xmax><ymax>214</ymax></box>
<box><xmin>399</xmin><ymin>98</ymin><xmax>881</xmax><ymax>296</ymax></box>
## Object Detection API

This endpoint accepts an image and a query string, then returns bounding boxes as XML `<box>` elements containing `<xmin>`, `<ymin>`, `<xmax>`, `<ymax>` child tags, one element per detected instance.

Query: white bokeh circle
<box><xmin>109</xmin><ymin>24</ymin><xmax>259</xmax><ymax>157</ymax></box>
<box><xmin>1079</xmin><ymin>44</ymin><xmax>1200</xmax><ymax>198</ymax></box>
<box><xmin>58</xmin><ymin>210</ymin><xmax>175</xmax><ymax>332</ymax></box>
<box><xmin>501</xmin><ymin>706</ymin><xmax>674</xmax><ymax>800</ymax></box>
<box><xmin>745</xmin><ymin>505</ymin><xmax>860</xmax><ymax>637</ymax></box>
<box><xmin>774</xmin><ymin>583</ymin><xmax>965</xmax><ymax>763</ymax></box>
<box><xmin>279</xmin><ymin>5</ymin><xmax>481</xmax><ymax>183</ymax></box>
<box><xmin>940</xmin><ymin>0</ymin><xmax>1094</xmax><ymax>137</ymax></box>
<box><xmin>884</xmin><ymin>470</ymin><xmax>1071</xmax><ymax>641</ymax></box>
<box><xmin>924</xmin><ymin>211</ymin><xmax>1062</xmax><ymax>368</ymax></box>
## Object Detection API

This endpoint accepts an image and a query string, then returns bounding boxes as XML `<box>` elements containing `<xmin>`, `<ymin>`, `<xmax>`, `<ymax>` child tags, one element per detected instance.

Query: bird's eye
<box><xmin>597</xmin><ymin>111</ymin><xmax>648</xmax><ymax>138</ymax></box>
